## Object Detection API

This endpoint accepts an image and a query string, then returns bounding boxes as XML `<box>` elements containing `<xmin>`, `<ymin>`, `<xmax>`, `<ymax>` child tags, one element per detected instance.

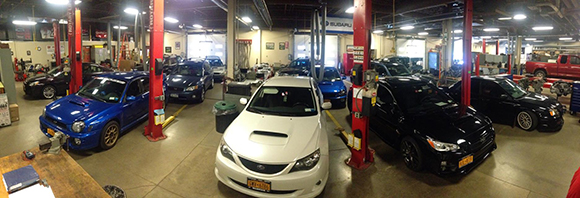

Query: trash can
<box><xmin>213</xmin><ymin>101</ymin><xmax>238</xmax><ymax>133</ymax></box>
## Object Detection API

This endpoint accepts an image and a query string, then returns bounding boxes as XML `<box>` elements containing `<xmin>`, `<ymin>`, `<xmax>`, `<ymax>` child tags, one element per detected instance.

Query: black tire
<box><xmin>209</xmin><ymin>79</ymin><xmax>214</xmax><ymax>89</ymax></box>
<box><xmin>42</xmin><ymin>85</ymin><xmax>57</xmax><ymax>99</ymax></box>
<box><xmin>100</xmin><ymin>121</ymin><xmax>120</xmax><ymax>150</ymax></box>
<box><xmin>400</xmin><ymin>137</ymin><xmax>424</xmax><ymax>172</ymax></box>
<box><xmin>534</xmin><ymin>70</ymin><xmax>547</xmax><ymax>78</ymax></box>
<box><xmin>570</xmin><ymin>111</ymin><xmax>576</xmax><ymax>116</ymax></box>
<box><xmin>516</xmin><ymin>110</ymin><xmax>538</xmax><ymax>131</ymax></box>
<box><xmin>197</xmin><ymin>88</ymin><xmax>205</xmax><ymax>103</ymax></box>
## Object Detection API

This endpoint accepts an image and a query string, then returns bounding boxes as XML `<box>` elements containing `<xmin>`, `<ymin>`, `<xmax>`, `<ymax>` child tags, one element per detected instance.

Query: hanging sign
<box><xmin>353</xmin><ymin>46</ymin><xmax>364</xmax><ymax>63</ymax></box>
<box><xmin>318</xmin><ymin>16</ymin><xmax>353</xmax><ymax>34</ymax></box>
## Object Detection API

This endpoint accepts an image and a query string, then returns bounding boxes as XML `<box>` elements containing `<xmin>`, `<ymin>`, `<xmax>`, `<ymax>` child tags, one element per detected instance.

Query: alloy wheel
<box><xmin>43</xmin><ymin>86</ymin><xmax>56</xmax><ymax>99</ymax></box>
<box><xmin>517</xmin><ymin>111</ymin><xmax>533</xmax><ymax>130</ymax></box>
<box><xmin>104</xmin><ymin>124</ymin><xmax>119</xmax><ymax>147</ymax></box>
<box><xmin>401</xmin><ymin>141</ymin><xmax>420</xmax><ymax>170</ymax></box>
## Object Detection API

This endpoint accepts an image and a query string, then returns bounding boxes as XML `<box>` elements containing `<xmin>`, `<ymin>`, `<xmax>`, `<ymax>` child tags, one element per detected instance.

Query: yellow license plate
<box><xmin>459</xmin><ymin>155</ymin><xmax>474</xmax><ymax>168</ymax></box>
<box><xmin>247</xmin><ymin>178</ymin><xmax>271</xmax><ymax>192</ymax></box>
<box><xmin>47</xmin><ymin>128</ymin><xmax>55</xmax><ymax>136</ymax></box>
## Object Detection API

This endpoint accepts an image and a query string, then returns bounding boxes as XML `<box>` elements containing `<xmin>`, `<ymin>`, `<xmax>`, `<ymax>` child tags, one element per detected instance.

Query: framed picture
<box><xmin>165</xmin><ymin>47</ymin><xmax>172</xmax><ymax>53</ymax></box>
<box><xmin>266</xmin><ymin>42</ymin><xmax>275</xmax><ymax>50</ymax></box>
<box><xmin>279</xmin><ymin>42</ymin><xmax>285</xmax><ymax>50</ymax></box>
<box><xmin>175</xmin><ymin>42</ymin><xmax>181</xmax><ymax>50</ymax></box>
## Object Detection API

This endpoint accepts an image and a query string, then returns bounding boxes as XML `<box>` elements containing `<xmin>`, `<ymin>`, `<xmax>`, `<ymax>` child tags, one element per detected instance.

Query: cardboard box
<box><xmin>0</xmin><ymin>94</ymin><xmax>10</xmax><ymax>127</ymax></box>
<box><xmin>0</xmin><ymin>82</ymin><xmax>4</xmax><ymax>94</ymax></box>
<box><xmin>119</xmin><ymin>60</ymin><xmax>135</xmax><ymax>72</ymax></box>
<box><xmin>9</xmin><ymin>104</ymin><xmax>18</xmax><ymax>122</ymax></box>
<box><xmin>0</xmin><ymin>43</ymin><xmax>9</xmax><ymax>49</ymax></box>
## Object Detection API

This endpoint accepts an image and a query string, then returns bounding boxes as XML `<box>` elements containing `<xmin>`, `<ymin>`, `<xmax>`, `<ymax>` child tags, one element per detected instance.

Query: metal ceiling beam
<box><xmin>253</xmin><ymin>0</ymin><xmax>273</xmax><ymax>28</ymax></box>
<box><xmin>211</xmin><ymin>0</ymin><xmax>250</xmax><ymax>27</ymax></box>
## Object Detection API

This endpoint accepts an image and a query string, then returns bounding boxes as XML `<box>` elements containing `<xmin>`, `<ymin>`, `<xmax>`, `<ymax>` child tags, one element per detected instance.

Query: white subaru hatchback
<box><xmin>215</xmin><ymin>76</ymin><xmax>331</xmax><ymax>197</ymax></box>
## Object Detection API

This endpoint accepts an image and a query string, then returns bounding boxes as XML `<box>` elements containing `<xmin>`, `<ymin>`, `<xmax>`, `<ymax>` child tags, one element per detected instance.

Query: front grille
<box><xmin>323</xmin><ymin>92</ymin><xmax>338</xmax><ymax>98</ymax></box>
<box><xmin>45</xmin><ymin>116</ymin><xmax>67</xmax><ymax>130</ymax></box>
<box><xmin>229</xmin><ymin>178</ymin><xmax>297</xmax><ymax>194</ymax></box>
<box><xmin>168</xmin><ymin>86</ymin><xmax>183</xmax><ymax>92</ymax></box>
<box><xmin>238</xmin><ymin>157</ymin><xmax>288</xmax><ymax>174</ymax></box>
<box><xmin>466</xmin><ymin>129</ymin><xmax>494</xmax><ymax>153</ymax></box>
<box><xmin>256</xmin><ymin>73</ymin><xmax>265</xmax><ymax>79</ymax></box>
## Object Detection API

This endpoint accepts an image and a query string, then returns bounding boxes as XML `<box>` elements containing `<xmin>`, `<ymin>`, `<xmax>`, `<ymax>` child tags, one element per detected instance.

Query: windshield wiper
<box><xmin>78</xmin><ymin>92</ymin><xmax>106</xmax><ymax>102</ymax></box>
<box><xmin>247</xmin><ymin>107</ymin><xmax>265</xmax><ymax>114</ymax></box>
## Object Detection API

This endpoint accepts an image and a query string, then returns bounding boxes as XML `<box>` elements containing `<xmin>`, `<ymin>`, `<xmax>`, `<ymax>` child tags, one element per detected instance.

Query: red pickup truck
<box><xmin>526</xmin><ymin>54</ymin><xmax>580</xmax><ymax>78</ymax></box>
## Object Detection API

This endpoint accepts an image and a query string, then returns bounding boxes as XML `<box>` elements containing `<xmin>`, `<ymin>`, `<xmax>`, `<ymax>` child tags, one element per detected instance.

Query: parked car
<box><xmin>525</xmin><ymin>54</ymin><xmax>580</xmax><ymax>78</ymax></box>
<box><xmin>165</xmin><ymin>60</ymin><xmax>214</xmax><ymax>103</ymax></box>
<box><xmin>447</xmin><ymin>76</ymin><xmax>565</xmax><ymax>131</ymax></box>
<box><xmin>162</xmin><ymin>55</ymin><xmax>184</xmax><ymax>74</ymax></box>
<box><xmin>39</xmin><ymin>71</ymin><xmax>151</xmax><ymax>150</ymax></box>
<box><xmin>276</xmin><ymin>58</ymin><xmax>320</xmax><ymax>77</ymax></box>
<box><xmin>347</xmin><ymin>76</ymin><xmax>496</xmax><ymax>174</ymax></box>
<box><xmin>315</xmin><ymin>66</ymin><xmax>347</xmax><ymax>108</ymax></box>
<box><xmin>24</xmin><ymin>63</ymin><xmax>113</xmax><ymax>99</ymax></box>
<box><xmin>206</xmin><ymin>56</ymin><xmax>226</xmax><ymax>81</ymax></box>
<box><xmin>215</xmin><ymin>76</ymin><xmax>331</xmax><ymax>197</ymax></box>
<box><xmin>253</xmin><ymin>63</ymin><xmax>274</xmax><ymax>79</ymax></box>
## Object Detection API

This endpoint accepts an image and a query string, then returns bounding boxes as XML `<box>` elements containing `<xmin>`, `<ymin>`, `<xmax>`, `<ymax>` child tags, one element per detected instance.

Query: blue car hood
<box><xmin>45</xmin><ymin>94</ymin><xmax>115</xmax><ymax>123</ymax></box>
<box><xmin>319</xmin><ymin>80</ymin><xmax>346</xmax><ymax>93</ymax></box>
<box><xmin>165</xmin><ymin>75</ymin><xmax>201</xmax><ymax>88</ymax></box>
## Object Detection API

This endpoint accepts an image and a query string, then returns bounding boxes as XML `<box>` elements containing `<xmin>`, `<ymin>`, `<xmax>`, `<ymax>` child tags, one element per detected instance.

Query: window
<box><xmin>571</xmin><ymin>56</ymin><xmax>580</xmax><ymax>65</ymax></box>
<box><xmin>481</xmin><ymin>81</ymin><xmax>505</xmax><ymax>98</ymax></box>
<box><xmin>560</xmin><ymin>55</ymin><xmax>568</xmax><ymax>64</ymax></box>
<box><xmin>247</xmin><ymin>86</ymin><xmax>317</xmax><ymax>116</ymax></box>
<box><xmin>377</xmin><ymin>86</ymin><xmax>394</xmax><ymax>104</ymax></box>
<box><xmin>140</xmin><ymin>78</ymin><xmax>149</xmax><ymax>94</ymax></box>
<box><xmin>372</xmin><ymin>63</ymin><xmax>388</xmax><ymax>76</ymax></box>
<box><xmin>126</xmin><ymin>80</ymin><xmax>141</xmax><ymax>97</ymax></box>
<box><xmin>91</xmin><ymin>66</ymin><xmax>103</xmax><ymax>72</ymax></box>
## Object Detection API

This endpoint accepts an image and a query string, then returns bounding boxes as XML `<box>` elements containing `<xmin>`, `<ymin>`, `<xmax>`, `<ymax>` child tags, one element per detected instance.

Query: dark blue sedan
<box><xmin>165</xmin><ymin>60</ymin><xmax>214</xmax><ymax>103</ymax></box>
<box><xmin>40</xmin><ymin>71</ymin><xmax>151</xmax><ymax>150</ymax></box>
<box><xmin>315</xmin><ymin>67</ymin><xmax>347</xmax><ymax>108</ymax></box>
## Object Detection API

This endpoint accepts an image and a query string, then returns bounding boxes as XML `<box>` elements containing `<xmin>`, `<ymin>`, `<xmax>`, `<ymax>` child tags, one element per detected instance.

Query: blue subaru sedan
<box><xmin>40</xmin><ymin>71</ymin><xmax>151</xmax><ymax>150</ymax></box>
<box><xmin>315</xmin><ymin>66</ymin><xmax>347</xmax><ymax>108</ymax></box>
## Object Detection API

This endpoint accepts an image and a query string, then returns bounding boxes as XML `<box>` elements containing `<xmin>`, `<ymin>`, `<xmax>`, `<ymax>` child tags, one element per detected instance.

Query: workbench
<box><xmin>0</xmin><ymin>148</ymin><xmax>109</xmax><ymax>198</ymax></box>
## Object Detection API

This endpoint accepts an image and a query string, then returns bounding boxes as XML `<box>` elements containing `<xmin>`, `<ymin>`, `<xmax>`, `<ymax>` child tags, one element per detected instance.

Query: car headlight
<box><xmin>290</xmin><ymin>149</ymin><xmax>320</xmax><ymax>172</ymax></box>
<box><xmin>42</xmin><ymin>108</ymin><xmax>46</xmax><ymax>118</ymax></box>
<box><xmin>338</xmin><ymin>89</ymin><xmax>346</xmax><ymax>95</ymax></box>
<box><xmin>427</xmin><ymin>137</ymin><xmax>460</xmax><ymax>152</ymax></box>
<box><xmin>71</xmin><ymin>121</ymin><xmax>85</xmax><ymax>133</ymax></box>
<box><xmin>220</xmin><ymin>139</ymin><xmax>235</xmax><ymax>162</ymax></box>
<box><xmin>29</xmin><ymin>81</ymin><xmax>43</xmax><ymax>86</ymax></box>
<box><xmin>549</xmin><ymin>109</ymin><xmax>558</xmax><ymax>116</ymax></box>
<box><xmin>184</xmin><ymin>85</ymin><xmax>199</xmax><ymax>91</ymax></box>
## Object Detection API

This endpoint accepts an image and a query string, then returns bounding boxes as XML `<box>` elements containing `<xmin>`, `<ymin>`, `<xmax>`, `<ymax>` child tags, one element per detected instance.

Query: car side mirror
<box><xmin>126</xmin><ymin>96</ymin><xmax>136</xmax><ymax>101</ymax></box>
<box><xmin>322</xmin><ymin>102</ymin><xmax>332</xmax><ymax>110</ymax></box>
<box><xmin>204</xmin><ymin>71</ymin><xmax>210</xmax><ymax>75</ymax></box>
<box><xmin>239</xmin><ymin>98</ymin><xmax>248</xmax><ymax>105</ymax></box>
<box><xmin>500</xmin><ymin>94</ymin><xmax>510</xmax><ymax>100</ymax></box>
<box><xmin>341</xmin><ymin>76</ymin><xmax>346</xmax><ymax>80</ymax></box>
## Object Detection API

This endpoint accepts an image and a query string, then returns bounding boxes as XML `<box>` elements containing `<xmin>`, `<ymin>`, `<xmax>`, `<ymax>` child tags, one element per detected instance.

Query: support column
<box><xmin>141</xmin><ymin>14</ymin><xmax>146</xmax><ymax>63</ymax></box>
<box><xmin>319</xmin><ymin>4</ymin><xmax>326</xmax><ymax>81</ymax></box>
<box><xmin>107</xmin><ymin>23</ymin><xmax>113</xmax><ymax>65</ymax></box>
<box><xmin>461</xmin><ymin>0</ymin><xmax>473</xmax><ymax>110</ymax></box>
<box><xmin>226</xmin><ymin>0</ymin><xmax>236</xmax><ymax>78</ymax></box>
<box><xmin>53</xmin><ymin>21</ymin><xmax>61</xmax><ymax>66</ymax></box>
<box><xmin>496</xmin><ymin>40</ymin><xmax>499</xmax><ymax>55</ymax></box>
<box><xmin>69</xmin><ymin>7</ymin><xmax>82</xmax><ymax>94</ymax></box>
<box><xmin>482</xmin><ymin>39</ymin><xmax>486</xmax><ymax>54</ymax></box>
<box><xmin>144</xmin><ymin>0</ymin><xmax>166</xmax><ymax>141</ymax></box>
<box><xmin>310</xmin><ymin>9</ymin><xmax>316</xmax><ymax>77</ymax></box>
<box><xmin>117</xmin><ymin>20</ymin><xmax>122</xmax><ymax>68</ymax></box>
<box><xmin>444</xmin><ymin>19</ymin><xmax>453</xmax><ymax>70</ymax></box>
<box><xmin>515</xmin><ymin>36</ymin><xmax>522</xmax><ymax>66</ymax></box>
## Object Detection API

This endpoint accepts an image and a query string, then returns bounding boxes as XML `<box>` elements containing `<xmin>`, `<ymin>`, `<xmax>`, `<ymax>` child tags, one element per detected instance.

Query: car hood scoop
<box><xmin>249</xmin><ymin>131</ymin><xmax>288</xmax><ymax>145</ymax></box>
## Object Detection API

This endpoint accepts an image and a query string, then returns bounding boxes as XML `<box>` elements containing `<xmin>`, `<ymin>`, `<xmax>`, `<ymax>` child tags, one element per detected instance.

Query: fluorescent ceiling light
<box><xmin>373</xmin><ymin>30</ymin><xmax>384</xmax><ymax>34</ymax></box>
<box><xmin>241</xmin><ymin>17</ymin><xmax>252</xmax><ymax>23</ymax></box>
<box><xmin>58</xmin><ymin>19</ymin><xmax>68</xmax><ymax>24</ymax></box>
<box><xmin>513</xmin><ymin>14</ymin><xmax>527</xmax><ymax>20</ymax></box>
<box><xmin>418</xmin><ymin>32</ymin><xmax>428</xmax><ymax>35</ymax></box>
<box><xmin>533</xmin><ymin>40</ymin><xmax>543</xmax><ymax>42</ymax></box>
<box><xmin>400</xmin><ymin>25</ymin><xmax>414</xmax><ymax>30</ymax></box>
<box><xmin>12</xmin><ymin>20</ymin><xmax>37</xmax><ymax>26</ymax></box>
<box><xmin>524</xmin><ymin>38</ymin><xmax>536</xmax><ymax>41</ymax></box>
<box><xmin>252</xmin><ymin>26</ymin><xmax>260</xmax><ymax>30</ymax></box>
<box><xmin>559</xmin><ymin>37</ymin><xmax>573</xmax><ymax>40</ymax></box>
<box><xmin>453</xmin><ymin>30</ymin><xmax>462</xmax><ymax>33</ymax></box>
<box><xmin>481</xmin><ymin>36</ymin><xmax>492</xmax><ymax>39</ymax></box>
<box><xmin>532</xmin><ymin>26</ymin><xmax>553</xmax><ymax>31</ymax></box>
<box><xmin>498</xmin><ymin>17</ymin><xmax>512</xmax><ymax>20</ymax></box>
<box><xmin>124</xmin><ymin>8</ymin><xmax>139</xmax><ymax>15</ymax></box>
<box><xmin>483</xmin><ymin>28</ymin><xmax>500</xmax><ymax>32</ymax></box>
<box><xmin>164</xmin><ymin>17</ymin><xmax>178</xmax><ymax>23</ymax></box>
<box><xmin>424</xmin><ymin>28</ymin><xmax>433</xmax><ymax>30</ymax></box>
<box><xmin>113</xmin><ymin>26</ymin><xmax>128</xmax><ymax>30</ymax></box>
<box><xmin>345</xmin><ymin>7</ymin><xmax>355</xmax><ymax>14</ymax></box>
<box><xmin>46</xmin><ymin>0</ymin><xmax>81</xmax><ymax>5</ymax></box>
<box><xmin>193</xmin><ymin>24</ymin><xmax>203</xmax><ymax>29</ymax></box>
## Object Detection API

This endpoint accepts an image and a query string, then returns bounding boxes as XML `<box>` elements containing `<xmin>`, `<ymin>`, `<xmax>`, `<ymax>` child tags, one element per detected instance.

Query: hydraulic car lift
<box><xmin>461</xmin><ymin>0</ymin><xmax>473</xmax><ymax>110</ymax></box>
<box><xmin>67</xmin><ymin>2</ymin><xmax>82</xmax><ymax>94</ymax></box>
<box><xmin>53</xmin><ymin>21</ymin><xmax>61</xmax><ymax>67</ymax></box>
<box><xmin>144</xmin><ymin>0</ymin><xmax>167</xmax><ymax>141</ymax></box>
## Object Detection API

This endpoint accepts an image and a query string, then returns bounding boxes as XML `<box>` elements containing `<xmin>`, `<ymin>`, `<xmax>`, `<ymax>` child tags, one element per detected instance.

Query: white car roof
<box><xmin>263</xmin><ymin>76</ymin><xmax>313</xmax><ymax>88</ymax></box>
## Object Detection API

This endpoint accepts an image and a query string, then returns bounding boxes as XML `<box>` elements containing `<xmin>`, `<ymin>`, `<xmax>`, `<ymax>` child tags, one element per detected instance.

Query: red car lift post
<box><xmin>144</xmin><ymin>0</ymin><xmax>166</xmax><ymax>141</ymax></box>
<box><xmin>67</xmin><ymin>3</ymin><xmax>82</xmax><ymax>94</ymax></box>
<box><xmin>507</xmin><ymin>54</ymin><xmax>512</xmax><ymax>74</ymax></box>
<box><xmin>482</xmin><ymin>39</ymin><xmax>486</xmax><ymax>54</ymax></box>
<box><xmin>53</xmin><ymin>21</ymin><xmax>61</xmax><ymax>66</ymax></box>
<box><xmin>475</xmin><ymin>53</ymin><xmax>480</xmax><ymax>76</ymax></box>
<box><xmin>461</xmin><ymin>0</ymin><xmax>473</xmax><ymax>109</ymax></box>
<box><xmin>347</xmin><ymin>0</ymin><xmax>374</xmax><ymax>170</ymax></box>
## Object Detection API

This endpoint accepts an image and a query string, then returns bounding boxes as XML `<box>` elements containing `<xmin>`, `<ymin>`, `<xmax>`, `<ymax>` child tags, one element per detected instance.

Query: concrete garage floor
<box><xmin>1</xmin><ymin>82</ymin><xmax>580</xmax><ymax>198</ymax></box>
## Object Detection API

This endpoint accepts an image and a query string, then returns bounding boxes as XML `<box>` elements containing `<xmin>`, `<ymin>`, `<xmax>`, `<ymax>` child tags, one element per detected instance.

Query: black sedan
<box><xmin>447</xmin><ymin>76</ymin><xmax>565</xmax><ymax>132</ymax></box>
<box><xmin>24</xmin><ymin>63</ymin><xmax>113</xmax><ymax>99</ymax></box>
<box><xmin>165</xmin><ymin>60</ymin><xmax>213</xmax><ymax>103</ymax></box>
<box><xmin>348</xmin><ymin>77</ymin><xmax>496</xmax><ymax>174</ymax></box>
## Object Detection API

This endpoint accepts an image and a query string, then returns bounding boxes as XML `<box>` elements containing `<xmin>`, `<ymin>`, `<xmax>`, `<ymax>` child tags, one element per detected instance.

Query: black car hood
<box><xmin>278</xmin><ymin>68</ymin><xmax>310</xmax><ymax>76</ymax></box>
<box><xmin>517</xmin><ymin>92</ymin><xmax>560</xmax><ymax>109</ymax></box>
<box><xmin>165</xmin><ymin>75</ymin><xmax>201</xmax><ymax>88</ymax></box>
<box><xmin>25</xmin><ymin>73</ymin><xmax>52</xmax><ymax>83</ymax></box>
<box><xmin>407</xmin><ymin>106</ymin><xmax>490</xmax><ymax>143</ymax></box>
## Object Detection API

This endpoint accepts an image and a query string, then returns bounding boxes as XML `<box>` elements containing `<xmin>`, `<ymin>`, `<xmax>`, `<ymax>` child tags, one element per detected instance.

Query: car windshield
<box><xmin>289</xmin><ymin>60</ymin><xmax>310</xmax><ymax>70</ymax></box>
<box><xmin>47</xmin><ymin>66</ymin><xmax>64</xmax><ymax>76</ymax></box>
<box><xmin>386</xmin><ymin>64</ymin><xmax>412</xmax><ymax>76</ymax></box>
<box><xmin>77</xmin><ymin>77</ymin><xmax>126</xmax><ymax>103</ymax></box>
<box><xmin>207</xmin><ymin>59</ymin><xmax>223</xmax><ymax>67</ymax></box>
<box><xmin>172</xmin><ymin>64</ymin><xmax>203</xmax><ymax>77</ymax></box>
<box><xmin>498</xmin><ymin>79</ymin><xmax>527</xmax><ymax>98</ymax></box>
<box><xmin>393</xmin><ymin>82</ymin><xmax>456</xmax><ymax>114</ymax></box>
<box><xmin>315</xmin><ymin>67</ymin><xmax>341</xmax><ymax>81</ymax></box>
<box><xmin>247</xmin><ymin>86</ymin><xmax>317</xmax><ymax>116</ymax></box>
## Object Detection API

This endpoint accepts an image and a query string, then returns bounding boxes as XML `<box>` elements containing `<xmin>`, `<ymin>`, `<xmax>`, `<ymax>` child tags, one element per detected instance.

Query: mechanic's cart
<box><xmin>570</xmin><ymin>81</ymin><xmax>580</xmax><ymax>115</ymax></box>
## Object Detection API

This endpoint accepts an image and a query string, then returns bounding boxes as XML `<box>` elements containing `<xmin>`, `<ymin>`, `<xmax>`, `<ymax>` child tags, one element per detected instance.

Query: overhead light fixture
<box><xmin>41</xmin><ymin>19</ymin><xmax>48</xmax><ymax>23</ymax></box>
<box><xmin>46</xmin><ymin>0</ymin><xmax>81</xmax><ymax>5</ymax></box>
<box><xmin>58</xmin><ymin>19</ymin><xmax>68</xmax><ymax>24</ymax></box>
<box><xmin>533</xmin><ymin>40</ymin><xmax>543</xmax><ymax>42</ymax></box>
<box><xmin>481</xmin><ymin>36</ymin><xmax>492</xmax><ymax>39</ymax></box>
<box><xmin>526</xmin><ymin>43</ymin><xmax>530</xmax><ymax>46</ymax></box>
<box><xmin>113</xmin><ymin>26</ymin><xmax>128</xmax><ymax>30</ymax></box>
<box><xmin>498</xmin><ymin>17</ymin><xmax>512</xmax><ymax>20</ymax></box>
<box><xmin>241</xmin><ymin>17</ymin><xmax>252</xmax><ymax>23</ymax></box>
<box><xmin>373</xmin><ymin>30</ymin><xmax>384</xmax><ymax>34</ymax></box>
<box><xmin>418</xmin><ymin>32</ymin><xmax>428</xmax><ymax>35</ymax></box>
<box><xmin>400</xmin><ymin>25</ymin><xmax>414</xmax><ymax>30</ymax></box>
<box><xmin>12</xmin><ymin>20</ymin><xmax>37</xmax><ymax>26</ymax></box>
<box><xmin>252</xmin><ymin>26</ymin><xmax>260</xmax><ymax>30</ymax></box>
<box><xmin>424</xmin><ymin>28</ymin><xmax>433</xmax><ymax>31</ymax></box>
<box><xmin>124</xmin><ymin>8</ymin><xmax>139</xmax><ymax>15</ymax></box>
<box><xmin>532</xmin><ymin>26</ymin><xmax>553</xmax><ymax>31</ymax></box>
<box><xmin>513</xmin><ymin>14</ymin><xmax>527</xmax><ymax>20</ymax></box>
<box><xmin>453</xmin><ymin>30</ymin><xmax>463</xmax><ymax>33</ymax></box>
<box><xmin>483</xmin><ymin>28</ymin><xmax>500</xmax><ymax>32</ymax></box>
<box><xmin>193</xmin><ymin>24</ymin><xmax>203</xmax><ymax>29</ymax></box>
<box><xmin>345</xmin><ymin>7</ymin><xmax>355</xmax><ymax>14</ymax></box>
<box><xmin>524</xmin><ymin>38</ymin><xmax>536</xmax><ymax>41</ymax></box>
<box><xmin>164</xmin><ymin>17</ymin><xmax>178</xmax><ymax>23</ymax></box>
<box><xmin>559</xmin><ymin>37</ymin><xmax>573</xmax><ymax>41</ymax></box>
